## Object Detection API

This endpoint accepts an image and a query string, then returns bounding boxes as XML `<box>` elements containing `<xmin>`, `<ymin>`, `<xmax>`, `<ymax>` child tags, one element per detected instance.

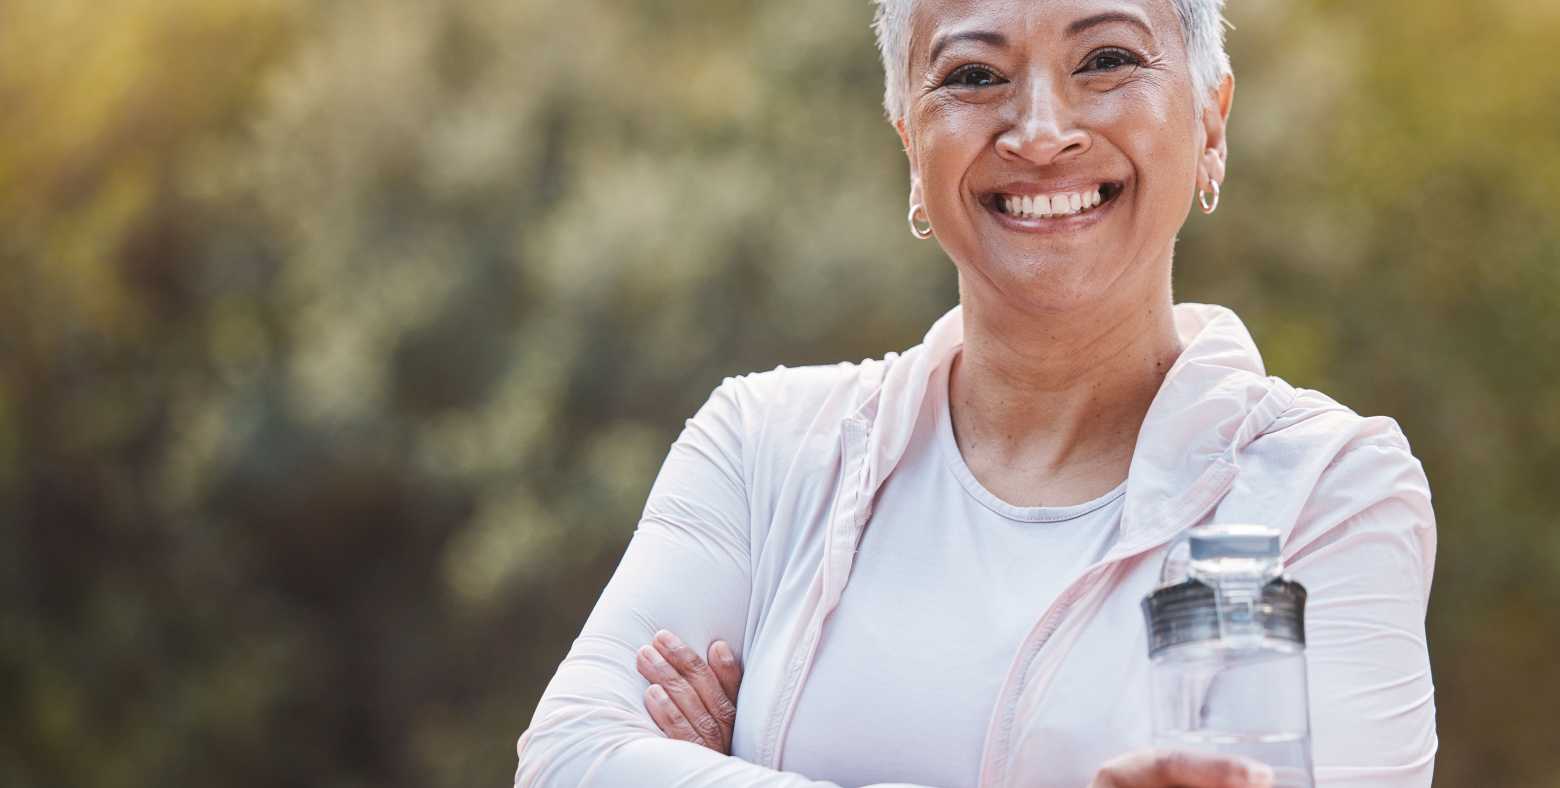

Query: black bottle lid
<box><xmin>1141</xmin><ymin>577</ymin><xmax>1307</xmax><ymax>657</ymax></box>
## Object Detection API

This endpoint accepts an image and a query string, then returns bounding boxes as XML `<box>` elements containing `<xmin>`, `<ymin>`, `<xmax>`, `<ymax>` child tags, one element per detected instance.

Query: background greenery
<box><xmin>3</xmin><ymin>0</ymin><xmax>1557</xmax><ymax>785</ymax></box>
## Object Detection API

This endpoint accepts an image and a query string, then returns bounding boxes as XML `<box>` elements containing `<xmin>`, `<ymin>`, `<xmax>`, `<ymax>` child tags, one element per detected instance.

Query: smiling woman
<box><xmin>514</xmin><ymin>1</ymin><xmax>1437</xmax><ymax>787</ymax></box>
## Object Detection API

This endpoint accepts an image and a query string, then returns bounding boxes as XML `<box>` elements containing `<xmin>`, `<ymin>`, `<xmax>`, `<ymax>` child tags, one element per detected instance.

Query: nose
<box><xmin>994</xmin><ymin>75</ymin><xmax>1091</xmax><ymax>165</ymax></box>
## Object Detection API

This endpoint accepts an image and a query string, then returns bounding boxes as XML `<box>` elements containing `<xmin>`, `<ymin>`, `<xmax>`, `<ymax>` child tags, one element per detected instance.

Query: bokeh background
<box><xmin>3</xmin><ymin>0</ymin><xmax>1557</xmax><ymax>785</ymax></box>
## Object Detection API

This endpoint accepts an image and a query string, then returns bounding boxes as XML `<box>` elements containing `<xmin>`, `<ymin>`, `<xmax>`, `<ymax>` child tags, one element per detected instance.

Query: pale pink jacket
<box><xmin>515</xmin><ymin>303</ymin><xmax>1438</xmax><ymax>788</ymax></box>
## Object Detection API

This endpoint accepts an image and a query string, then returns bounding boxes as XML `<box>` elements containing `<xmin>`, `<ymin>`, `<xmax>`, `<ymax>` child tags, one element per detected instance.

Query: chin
<box><xmin>984</xmin><ymin>260</ymin><xmax>1115</xmax><ymax>316</ymax></box>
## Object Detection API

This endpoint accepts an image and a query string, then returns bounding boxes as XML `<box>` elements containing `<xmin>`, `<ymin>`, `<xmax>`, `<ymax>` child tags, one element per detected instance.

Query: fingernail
<box><xmin>655</xmin><ymin>630</ymin><xmax>679</xmax><ymax>648</ymax></box>
<box><xmin>648</xmin><ymin>684</ymin><xmax>668</xmax><ymax>702</ymax></box>
<box><xmin>714</xmin><ymin>641</ymin><xmax>734</xmax><ymax>665</ymax></box>
<box><xmin>640</xmin><ymin>645</ymin><xmax>666</xmax><ymax>667</ymax></box>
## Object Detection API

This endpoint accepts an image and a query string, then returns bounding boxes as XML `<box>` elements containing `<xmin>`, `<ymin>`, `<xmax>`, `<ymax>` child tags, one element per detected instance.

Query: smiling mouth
<box><xmin>989</xmin><ymin>182</ymin><xmax>1125</xmax><ymax>219</ymax></box>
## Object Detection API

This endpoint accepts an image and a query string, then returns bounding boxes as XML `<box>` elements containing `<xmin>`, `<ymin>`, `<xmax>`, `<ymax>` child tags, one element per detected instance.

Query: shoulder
<box><xmin>1237</xmin><ymin>379</ymin><xmax>1434</xmax><ymax>564</ymax></box>
<box><xmin>708</xmin><ymin>354</ymin><xmax>898</xmax><ymax>435</ymax></box>
<box><xmin>1260</xmin><ymin>384</ymin><xmax>1419</xmax><ymax>458</ymax></box>
<box><xmin>688</xmin><ymin>353</ymin><xmax>899</xmax><ymax>480</ymax></box>
<box><xmin>1255</xmin><ymin>383</ymin><xmax>1428</xmax><ymax>498</ymax></box>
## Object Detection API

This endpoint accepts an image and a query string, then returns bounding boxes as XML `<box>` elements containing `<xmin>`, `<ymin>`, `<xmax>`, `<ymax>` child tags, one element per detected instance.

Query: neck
<box><xmin>948</xmin><ymin>271</ymin><xmax>1184</xmax><ymax>494</ymax></box>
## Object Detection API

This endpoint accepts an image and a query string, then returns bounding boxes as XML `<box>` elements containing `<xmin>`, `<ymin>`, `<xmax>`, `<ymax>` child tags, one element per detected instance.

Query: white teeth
<box><xmin>1001</xmin><ymin>186</ymin><xmax>1111</xmax><ymax>218</ymax></box>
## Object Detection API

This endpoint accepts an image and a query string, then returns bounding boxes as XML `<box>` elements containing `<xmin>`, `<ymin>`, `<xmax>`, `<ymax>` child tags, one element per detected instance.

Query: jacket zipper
<box><xmin>760</xmin><ymin>419</ymin><xmax>872</xmax><ymax>770</ymax></box>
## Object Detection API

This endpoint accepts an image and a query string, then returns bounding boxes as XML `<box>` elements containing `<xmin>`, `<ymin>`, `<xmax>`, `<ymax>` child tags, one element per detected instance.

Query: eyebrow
<box><xmin>926</xmin><ymin>11</ymin><xmax>1154</xmax><ymax>64</ymax></box>
<box><xmin>1066</xmin><ymin>10</ymin><xmax>1155</xmax><ymax>38</ymax></box>
<box><xmin>927</xmin><ymin>29</ymin><xmax>1008</xmax><ymax>63</ymax></box>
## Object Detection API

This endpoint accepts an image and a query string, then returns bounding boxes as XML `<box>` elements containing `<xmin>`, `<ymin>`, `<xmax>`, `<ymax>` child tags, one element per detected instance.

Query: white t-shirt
<box><xmin>783</xmin><ymin>348</ymin><xmax>1128</xmax><ymax>788</ymax></box>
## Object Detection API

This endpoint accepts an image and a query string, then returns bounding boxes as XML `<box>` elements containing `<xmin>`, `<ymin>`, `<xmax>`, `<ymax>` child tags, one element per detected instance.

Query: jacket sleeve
<box><xmin>514</xmin><ymin>377</ymin><xmax>928</xmax><ymax>788</ymax></box>
<box><xmin>1284</xmin><ymin>433</ymin><xmax>1439</xmax><ymax>788</ymax></box>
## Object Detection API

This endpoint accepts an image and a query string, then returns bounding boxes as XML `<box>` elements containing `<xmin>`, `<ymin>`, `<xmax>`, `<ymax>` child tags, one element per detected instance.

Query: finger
<box><xmin>634</xmin><ymin>646</ymin><xmax>658</xmax><ymax>684</ymax></box>
<box><xmin>708</xmin><ymin>640</ymin><xmax>742</xmax><ymax>701</ymax></box>
<box><xmin>637</xmin><ymin>644</ymin><xmax>723</xmax><ymax>749</ymax></box>
<box><xmin>1094</xmin><ymin>749</ymin><xmax>1161</xmax><ymax>788</ymax></box>
<box><xmin>643</xmin><ymin>684</ymin><xmax>702</xmax><ymax>744</ymax></box>
<box><xmin>1095</xmin><ymin>749</ymin><xmax>1273</xmax><ymax>788</ymax></box>
<box><xmin>653</xmin><ymin>631</ymin><xmax>737</xmax><ymax>737</ymax></box>
<box><xmin>1153</xmin><ymin>750</ymin><xmax>1274</xmax><ymax>788</ymax></box>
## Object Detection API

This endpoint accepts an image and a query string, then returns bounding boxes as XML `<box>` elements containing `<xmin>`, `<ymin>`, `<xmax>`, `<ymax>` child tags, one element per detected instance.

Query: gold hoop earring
<box><xmin>907</xmin><ymin>204</ymin><xmax>934</xmax><ymax>240</ymax></box>
<box><xmin>1198</xmin><ymin>179</ymin><xmax>1220</xmax><ymax>215</ymax></box>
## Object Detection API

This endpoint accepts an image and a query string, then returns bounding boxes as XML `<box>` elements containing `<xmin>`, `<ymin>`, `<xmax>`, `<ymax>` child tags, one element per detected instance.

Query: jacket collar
<box><xmin>845</xmin><ymin>302</ymin><xmax>1293</xmax><ymax>546</ymax></box>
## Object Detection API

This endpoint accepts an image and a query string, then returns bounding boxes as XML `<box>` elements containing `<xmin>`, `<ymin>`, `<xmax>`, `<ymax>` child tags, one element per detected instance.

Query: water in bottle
<box><xmin>1141</xmin><ymin>523</ymin><xmax>1315</xmax><ymax>788</ymax></box>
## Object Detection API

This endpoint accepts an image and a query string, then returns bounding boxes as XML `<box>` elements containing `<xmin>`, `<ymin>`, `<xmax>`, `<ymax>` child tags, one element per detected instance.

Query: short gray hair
<box><xmin>870</xmin><ymin>0</ymin><xmax>1231</xmax><ymax>122</ymax></box>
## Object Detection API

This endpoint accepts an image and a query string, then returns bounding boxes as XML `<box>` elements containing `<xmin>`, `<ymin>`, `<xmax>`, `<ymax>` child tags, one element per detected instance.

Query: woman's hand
<box><xmin>1088</xmin><ymin>749</ymin><xmax>1274</xmax><ymax>788</ymax></box>
<box><xmin>634</xmin><ymin>629</ymin><xmax>743</xmax><ymax>754</ymax></box>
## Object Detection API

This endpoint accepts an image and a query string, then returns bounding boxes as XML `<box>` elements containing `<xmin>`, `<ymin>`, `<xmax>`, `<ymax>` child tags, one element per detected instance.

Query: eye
<box><xmin>942</xmin><ymin>64</ymin><xmax>1005</xmax><ymax>88</ymax></box>
<box><xmin>1080</xmin><ymin>48</ymin><xmax>1142</xmax><ymax>73</ymax></box>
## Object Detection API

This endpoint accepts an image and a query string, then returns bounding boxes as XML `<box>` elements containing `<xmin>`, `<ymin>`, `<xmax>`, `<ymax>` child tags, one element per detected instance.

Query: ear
<box><xmin>1198</xmin><ymin>72</ymin><xmax>1235</xmax><ymax>191</ymax></box>
<box><xmin>895</xmin><ymin>117</ymin><xmax>925</xmax><ymax>210</ymax></box>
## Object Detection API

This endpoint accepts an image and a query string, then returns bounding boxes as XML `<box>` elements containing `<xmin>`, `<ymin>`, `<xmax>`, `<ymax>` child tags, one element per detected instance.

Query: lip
<box><xmin>980</xmin><ymin>180</ymin><xmax>1126</xmax><ymax>235</ymax></box>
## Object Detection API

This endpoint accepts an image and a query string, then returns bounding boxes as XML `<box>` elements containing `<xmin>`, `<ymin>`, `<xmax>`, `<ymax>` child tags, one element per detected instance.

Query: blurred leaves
<box><xmin>1</xmin><ymin>0</ymin><xmax>1556</xmax><ymax>786</ymax></box>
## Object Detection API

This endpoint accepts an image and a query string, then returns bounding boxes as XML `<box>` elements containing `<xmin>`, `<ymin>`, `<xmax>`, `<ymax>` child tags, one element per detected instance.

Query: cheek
<box><xmin>912</xmin><ymin>107</ymin><xmax>992</xmax><ymax>200</ymax></box>
<box><xmin>1090</xmin><ymin>82</ymin><xmax>1199</xmax><ymax>187</ymax></box>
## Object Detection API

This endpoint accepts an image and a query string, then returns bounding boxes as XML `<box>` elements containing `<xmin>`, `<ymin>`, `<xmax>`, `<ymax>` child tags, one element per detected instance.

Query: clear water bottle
<box><xmin>1141</xmin><ymin>524</ymin><xmax>1315</xmax><ymax>788</ymax></box>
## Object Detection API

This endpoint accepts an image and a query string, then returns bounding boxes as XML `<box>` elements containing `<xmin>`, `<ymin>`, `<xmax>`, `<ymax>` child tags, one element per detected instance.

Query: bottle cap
<box><xmin>1188</xmin><ymin>523</ymin><xmax>1282</xmax><ymax>564</ymax></box>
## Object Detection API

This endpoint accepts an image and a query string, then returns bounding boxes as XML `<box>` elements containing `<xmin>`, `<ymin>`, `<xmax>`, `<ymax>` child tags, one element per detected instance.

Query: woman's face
<box><xmin>899</xmin><ymin>0</ymin><xmax>1231</xmax><ymax>314</ymax></box>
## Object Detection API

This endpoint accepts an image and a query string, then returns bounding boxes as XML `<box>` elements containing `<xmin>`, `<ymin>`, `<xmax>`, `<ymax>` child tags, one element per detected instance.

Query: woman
<box><xmin>515</xmin><ymin>0</ymin><xmax>1437</xmax><ymax>785</ymax></box>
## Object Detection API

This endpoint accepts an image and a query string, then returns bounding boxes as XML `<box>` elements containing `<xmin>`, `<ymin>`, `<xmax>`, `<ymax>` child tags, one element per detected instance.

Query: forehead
<box><xmin>909</xmin><ymin>0</ymin><xmax>1180</xmax><ymax>59</ymax></box>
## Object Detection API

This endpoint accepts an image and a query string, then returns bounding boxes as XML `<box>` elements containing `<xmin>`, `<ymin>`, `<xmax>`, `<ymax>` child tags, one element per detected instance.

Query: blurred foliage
<box><xmin>1</xmin><ymin>0</ymin><xmax>1557</xmax><ymax>785</ymax></box>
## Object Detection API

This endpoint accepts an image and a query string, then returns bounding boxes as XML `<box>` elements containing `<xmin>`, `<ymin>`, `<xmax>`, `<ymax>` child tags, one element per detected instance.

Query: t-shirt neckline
<box><xmin>933</xmin><ymin>347</ymin><xmax>1128</xmax><ymax>524</ymax></box>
